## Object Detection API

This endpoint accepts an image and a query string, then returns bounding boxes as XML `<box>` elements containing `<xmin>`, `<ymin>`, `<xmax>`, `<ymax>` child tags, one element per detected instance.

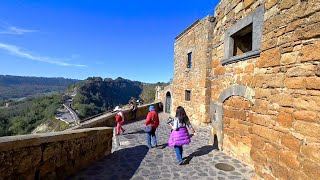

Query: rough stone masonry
<box><xmin>157</xmin><ymin>0</ymin><xmax>320</xmax><ymax>179</ymax></box>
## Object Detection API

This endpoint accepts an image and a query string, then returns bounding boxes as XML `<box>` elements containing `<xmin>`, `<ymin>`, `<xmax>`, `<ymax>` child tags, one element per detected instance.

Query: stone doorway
<box><xmin>165</xmin><ymin>91</ymin><xmax>171</xmax><ymax>114</ymax></box>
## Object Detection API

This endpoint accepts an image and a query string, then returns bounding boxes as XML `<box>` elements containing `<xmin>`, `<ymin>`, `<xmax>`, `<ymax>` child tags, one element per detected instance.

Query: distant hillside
<box><xmin>72</xmin><ymin>77</ymin><xmax>169</xmax><ymax>119</ymax></box>
<box><xmin>73</xmin><ymin>77</ymin><xmax>144</xmax><ymax>119</ymax></box>
<box><xmin>0</xmin><ymin>75</ymin><xmax>79</xmax><ymax>100</ymax></box>
<box><xmin>0</xmin><ymin>94</ymin><xmax>64</xmax><ymax>136</ymax></box>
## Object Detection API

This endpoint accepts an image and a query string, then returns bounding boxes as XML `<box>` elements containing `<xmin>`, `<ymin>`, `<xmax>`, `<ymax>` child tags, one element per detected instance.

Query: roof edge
<box><xmin>175</xmin><ymin>19</ymin><xmax>200</xmax><ymax>40</ymax></box>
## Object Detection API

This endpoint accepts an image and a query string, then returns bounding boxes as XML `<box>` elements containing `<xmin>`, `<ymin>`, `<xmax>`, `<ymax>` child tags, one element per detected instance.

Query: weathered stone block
<box><xmin>316</xmin><ymin>64</ymin><xmax>320</xmax><ymax>77</ymax></box>
<box><xmin>281</xmin><ymin>134</ymin><xmax>301</xmax><ymax>153</ymax></box>
<box><xmin>269</xmin><ymin>94</ymin><xmax>294</xmax><ymax>107</ymax></box>
<box><xmin>286</xmin><ymin>64</ymin><xmax>315</xmax><ymax>77</ymax></box>
<box><xmin>265</xmin><ymin>0</ymin><xmax>278</xmax><ymax>10</ymax></box>
<box><xmin>270</xmin><ymin>161</ymin><xmax>288</xmax><ymax>179</ymax></box>
<box><xmin>251</xmin><ymin>134</ymin><xmax>267</xmax><ymax>149</ymax></box>
<box><xmin>284</xmin><ymin>77</ymin><xmax>306</xmax><ymax>89</ymax></box>
<box><xmin>300</xmin><ymin>41</ymin><xmax>320</xmax><ymax>62</ymax></box>
<box><xmin>279</xmin><ymin>0</ymin><xmax>299</xmax><ymax>10</ymax></box>
<box><xmin>230</xmin><ymin>119</ymin><xmax>239</xmax><ymax>129</ymax></box>
<box><xmin>293</xmin><ymin>110</ymin><xmax>319</xmax><ymax>123</ymax></box>
<box><xmin>265</xmin><ymin>143</ymin><xmax>280</xmax><ymax>162</ymax></box>
<box><xmin>293</xmin><ymin>96</ymin><xmax>320</xmax><ymax>111</ymax></box>
<box><xmin>305</xmin><ymin>77</ymin><xmax>320</xmax><ymax>90</ymax></box>
<box><xmin>280</xmin><ymin>51</ymin><xmax>299</xmax><ymax>65</ymax></box>
<box><xmin>288</xmin><ymin>169</ymin><xmax>309</xmax><ymax>180</ymax></box>
<box><xmin>301</xmin><ymin>142</ymin><xmax>320</xmax><ymax>164</ymax></box>
<box><xmin>214</xmin><ymin>66</ymin><xmax>226</xmax><ymax>75</ymax></box>
<box><xmin>266</xmin><ymin>74</ymin><xmax>285</xmax><ymax>88</ymax></box>
<box><xmin>280</xmin><ymin>150</ymin><xmax>300</xmax><ymax>170</ymax></box>
<box><xmin>250</xmin><ymin>148</ymin><xmax>267</xmax><ymax>164</ymax></box>
<box><xmin>293</xmin><ymin>120</ymin><xmax>320</xmax><ymax>138</ymax></box>
<box><xmin>297</xmin><ymin>22</ymin><xmax>320</xmax><ymax>40</ymax></box>
<box><xmin>252</xmin><ymin>125</ymin><xmax>280</xmax><ymax>142</ymax></box>
<box><xmin>302</xmin><ymin>159</ymin><xmax>320</xmax><ymax>179</ymax></box>
<box><xmin>255</xmin><ymin>88</ymin><xmax>271</xmax><ymax>98</ymax></box>
<box><xmin>258</xmin><ymin>48</ymin><xmax>281</xmax><ymax>68</ymax></box>
<box><xmin>253</xmin><ymin>99</ymin><xmax>269</xmax><ymax>114</ymax></box>
<box><xmin>250</xmin><ymin>113</ymin><xmax>276</xmax><ymax>127</ymax></box>
<box><xmin>276</xmin><ymin>111</ymin><xmax>293</xmax><ymax>127</ymax></box>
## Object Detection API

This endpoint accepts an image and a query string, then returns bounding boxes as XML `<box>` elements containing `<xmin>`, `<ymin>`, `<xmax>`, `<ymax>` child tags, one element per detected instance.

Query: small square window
<box><xmin>223</xmin><ymin>6</ymin><xmax>264</xmax><ymax>65</ymax></box>
<box><xmin>185</xmin><ymin>90</ymin><xmax>191</xmax><ymax>101</ymax></box>
<box><xmin>187</xmin><ymin>52</ymin><xmax>192</xmax><ymax>68</ymax></box>
<box><xmin>232</xmin><ymin>23</ymin><xmax>252</xmax><ymax>56</ymax></box>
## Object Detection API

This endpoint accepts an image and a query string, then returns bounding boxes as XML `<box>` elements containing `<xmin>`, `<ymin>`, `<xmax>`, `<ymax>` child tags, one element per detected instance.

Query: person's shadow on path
<box><xmin>124</xmin><ymin>129</ymin><xmax>145</xmax><ymax>135</ymax></box>
<box><xmin>183</xmin><ymin>145</ymin><xmax>215</xmax><ymax>165</ymax></box>
<box><xmin>69</xmin><ymin>145</ymin><xmax>149</xmax><ymax>180</ymax></box>
<box><xmin>183</xmin><ymin>135</ymin><xmax>219</xmax><ymax>165</ymax></box>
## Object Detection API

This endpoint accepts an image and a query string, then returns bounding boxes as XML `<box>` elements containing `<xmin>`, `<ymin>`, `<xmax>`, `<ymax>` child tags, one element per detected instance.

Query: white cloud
<box><xmin>0</xmin><ymin>43</ymin><xmax>87</xmax><ymax>67</ymax></box>
<box><xmin>0</xmin><ymin>20</ymin><xmax>37</xmax><ymax>35</ymax></box>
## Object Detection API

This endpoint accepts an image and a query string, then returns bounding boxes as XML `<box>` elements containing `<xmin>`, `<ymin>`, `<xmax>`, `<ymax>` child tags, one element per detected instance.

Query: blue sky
<box><xmin>0</xmin><ymin>0</ymin><xmax>218</xmax><ymax>83</ymax></box>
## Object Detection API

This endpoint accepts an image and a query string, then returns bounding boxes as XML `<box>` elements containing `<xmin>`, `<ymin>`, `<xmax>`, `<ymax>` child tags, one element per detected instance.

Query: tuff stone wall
<box><xmin>169</xmin><ymin>0</ymin><xmax>320</xmax><ymax>179</ymax></box>
<box><xmin>172</xmin><ymin>16</ymin><xmax>214</xmax><ymax>125</ymax></box>
<box><xmin>0</xmin><ymin>127</ymin><xmax>113</xmax><ymax>179</ymax></box>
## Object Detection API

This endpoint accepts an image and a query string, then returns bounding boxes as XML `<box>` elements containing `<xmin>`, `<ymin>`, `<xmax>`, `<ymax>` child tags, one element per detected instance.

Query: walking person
<box><xmin>168</xmin><ymin>106</ymin><xmax>196</xmax><ymax>165</ymax></box>
<box><xmin>130</xmin><ymin>101</ymin><xmax>138</xmax><ymax>120</ymax></box>
<box><xmin>145</xmin><ymin>105</ymin><xmax>159</xmax><ymax>148</ymax></box>
<box><xmin>114</xmin><ymin>106</ymin><xmax>125</xmax><ymax>135</ymax></box>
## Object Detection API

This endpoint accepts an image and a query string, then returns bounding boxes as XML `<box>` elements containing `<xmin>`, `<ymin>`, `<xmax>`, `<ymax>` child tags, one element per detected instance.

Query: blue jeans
<box><xmin>147</xmin><ymin>128</ymin><xmax>157</xmax><ymax>147</ymax></box>
<box><xmin>174</xmin><ymin>145</ymin><xmax>183</xmax><ymax>162</ymax></box>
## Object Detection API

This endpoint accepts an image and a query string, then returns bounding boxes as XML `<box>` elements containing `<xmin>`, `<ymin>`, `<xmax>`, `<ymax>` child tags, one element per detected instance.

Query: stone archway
<box><xmin>211</xmin><ymin>85</ymin><xmax>255</xmax><ymax>151</ymax></box>
<box><xmin>165</xmin><ymin>91</ymin><xmax>172</xmax><ymax>114</ymax></box>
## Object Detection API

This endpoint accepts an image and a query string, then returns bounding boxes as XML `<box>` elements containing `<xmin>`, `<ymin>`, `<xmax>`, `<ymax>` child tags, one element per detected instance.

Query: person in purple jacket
<box><xmin>168</xmin><ymin>106</ymin><xmax>196</xmax><ymax>165</ymax></box>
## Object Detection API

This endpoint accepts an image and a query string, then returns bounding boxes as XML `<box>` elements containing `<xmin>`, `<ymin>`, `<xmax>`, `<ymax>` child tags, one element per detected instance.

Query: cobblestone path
<box><xmin>71</xmin><ymin>113</ymin><xmax>255</xmax><ymax>180</ymax></box>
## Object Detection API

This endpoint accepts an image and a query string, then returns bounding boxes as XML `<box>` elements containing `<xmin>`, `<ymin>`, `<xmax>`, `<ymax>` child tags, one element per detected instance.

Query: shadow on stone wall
<box><xmin>68</xmin><ymin>145</ymin><xmax>149</xmax><ymax>180</ymax></box>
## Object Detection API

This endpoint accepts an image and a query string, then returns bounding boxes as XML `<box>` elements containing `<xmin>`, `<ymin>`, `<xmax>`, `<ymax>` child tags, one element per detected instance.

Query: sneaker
<box><xmin>122</xmin><ymin>129</ymin><xmax>125</xmax><ymax>134</ymax></box>
<box><xmin>178</xmin><ymin>160</ymin><xmax>184</xmax><ymax>165</ymax></box>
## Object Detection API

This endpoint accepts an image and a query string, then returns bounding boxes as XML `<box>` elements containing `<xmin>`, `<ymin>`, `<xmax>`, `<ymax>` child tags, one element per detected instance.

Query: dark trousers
<box><xmin>147</xmin><ymin>128</ymin><xmax>157</xmax><ymax>147</ymax></box>
<box><xmin>132</xmin><ymin>110</ymin><xmax>137</xmax><ymax>120</ymax></box>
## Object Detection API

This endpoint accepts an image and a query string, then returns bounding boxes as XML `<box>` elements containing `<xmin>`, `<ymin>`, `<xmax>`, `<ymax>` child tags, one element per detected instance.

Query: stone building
<box><xmin>157</xmin><ymin>0</ymin><xmax>320</xmax><ymax>179</ymax></box>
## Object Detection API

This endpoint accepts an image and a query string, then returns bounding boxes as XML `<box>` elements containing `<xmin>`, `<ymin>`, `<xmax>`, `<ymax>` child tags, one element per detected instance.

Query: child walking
<box><xmin>168</xmin><ymin>106</ymin><xmax>196</xmax><ymax>165</ymax></box>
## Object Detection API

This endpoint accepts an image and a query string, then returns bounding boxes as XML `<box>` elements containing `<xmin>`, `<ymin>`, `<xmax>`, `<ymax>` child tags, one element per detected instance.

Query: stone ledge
<box><xmin>222</xmin><ymin>50</ymin><xmax>260</xmax><ymax>65</ymax></box>
<box><xmin>0</xmin><ymin>127</ymin><xmax>113</xmax><ymax>179</ymax></box>
<box><xmin>0</xmin><ymin>127</ymin><xmax>112</xmax><ymax>152</ymax></box>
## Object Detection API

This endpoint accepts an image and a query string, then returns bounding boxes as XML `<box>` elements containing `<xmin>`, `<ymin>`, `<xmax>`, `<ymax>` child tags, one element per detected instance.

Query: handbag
<box><xmin>144</xmin><ymin>125</ymin><xmax>152</xmax><ymax>133</ymax></box>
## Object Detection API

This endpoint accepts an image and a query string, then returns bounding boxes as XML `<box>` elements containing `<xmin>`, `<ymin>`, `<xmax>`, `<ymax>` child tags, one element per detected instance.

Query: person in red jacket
<box><xmin>145</xmin><ymin>105</ymin><xmax>159</xmax><ymax>148</ymax></box>
<box><xmin>114</xmin><ymin>106</ymin><xmax>125</xmax><ymax>135</ymax></box>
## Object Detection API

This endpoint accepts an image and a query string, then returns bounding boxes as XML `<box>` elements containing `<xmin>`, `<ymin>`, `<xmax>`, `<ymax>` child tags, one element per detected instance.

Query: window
<box><xmin>223</xmin><ymin>6</ymin><xmax>264</xmax><ymax>65</ymax></box>
<box><xmin>232</xmin><ymin>23</ymin><xmax>252</xmax><ymax>56</ymax></box>
<box><xmin>187</xmin><ymin>52</ymin><xmax>192</xmax><ymax>68</ymax></box>
<box><xmin>185</xmin><ymin>90</ymin><xmax>191</xmax><ymax>101</ymax></box>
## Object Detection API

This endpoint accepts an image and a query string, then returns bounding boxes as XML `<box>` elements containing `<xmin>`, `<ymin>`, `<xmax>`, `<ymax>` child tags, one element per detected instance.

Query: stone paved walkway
<box><xmin>71</xmin><ymin>113</ymin><xmax>255</xmax><ymax>180</ymax></box>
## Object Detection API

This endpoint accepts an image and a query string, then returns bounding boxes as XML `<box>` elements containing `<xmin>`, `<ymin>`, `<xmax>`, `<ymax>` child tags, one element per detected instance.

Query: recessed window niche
<box><xmin>223</xmin><ymin>6</ymin><xmax>264</xmax><ymax>65</ymax></box>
